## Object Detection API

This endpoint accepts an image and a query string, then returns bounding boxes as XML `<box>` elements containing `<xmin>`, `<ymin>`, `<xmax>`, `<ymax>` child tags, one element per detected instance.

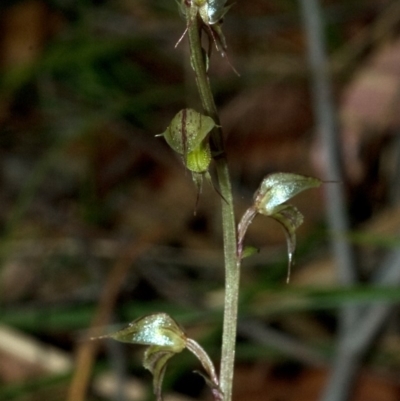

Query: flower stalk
<box><xmin>185</xmin><ymin>4</ymin><xmax>239</xmax><ymax>401</ymax></box>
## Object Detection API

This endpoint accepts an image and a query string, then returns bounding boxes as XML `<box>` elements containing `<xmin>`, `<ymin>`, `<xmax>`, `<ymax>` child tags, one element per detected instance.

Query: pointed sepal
<box><xmin>144</xmin><ymin>346</ymin><xmax>176</xmax><ymax>401</ymax></box>
<box><xmin>269</xmin><ymin>204</ymin><xmax>304</xmax><ymax>282</ymax></box>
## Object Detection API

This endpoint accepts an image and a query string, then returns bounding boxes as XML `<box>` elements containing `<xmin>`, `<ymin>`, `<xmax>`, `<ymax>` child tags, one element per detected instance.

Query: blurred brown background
<box><xmin>1</xmin><ymin>1</ymin><xmax>400</xmax><ymax>400</ymax></box>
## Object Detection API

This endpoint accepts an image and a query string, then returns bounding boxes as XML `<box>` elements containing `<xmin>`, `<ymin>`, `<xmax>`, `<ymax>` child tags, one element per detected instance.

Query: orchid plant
<box><xmin>94</xmin><ymin>2</ymin><xmax>321</xmax><ymax>400</ymax></box>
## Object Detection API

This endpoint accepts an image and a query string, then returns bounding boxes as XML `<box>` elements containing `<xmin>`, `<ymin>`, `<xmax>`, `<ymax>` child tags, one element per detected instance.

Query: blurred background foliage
<box><xmin>1</xmin><ymin>0</ymin><xmax>400</xmax><ymax>400</ymax></box>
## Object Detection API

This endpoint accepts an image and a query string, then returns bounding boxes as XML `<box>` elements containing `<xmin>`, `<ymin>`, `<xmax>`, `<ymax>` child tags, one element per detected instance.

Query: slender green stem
<box><xmin>185</xmin><ymin>5</ymin><xmax>239</xmax><ymax>401</ymax></box>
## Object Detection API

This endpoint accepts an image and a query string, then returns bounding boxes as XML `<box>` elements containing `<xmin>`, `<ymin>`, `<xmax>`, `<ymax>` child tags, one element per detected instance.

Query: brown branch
<box><xmin>66</xmin><ymin>230</ymin><xmax>162</xmax><ymax>401</ymax></box>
